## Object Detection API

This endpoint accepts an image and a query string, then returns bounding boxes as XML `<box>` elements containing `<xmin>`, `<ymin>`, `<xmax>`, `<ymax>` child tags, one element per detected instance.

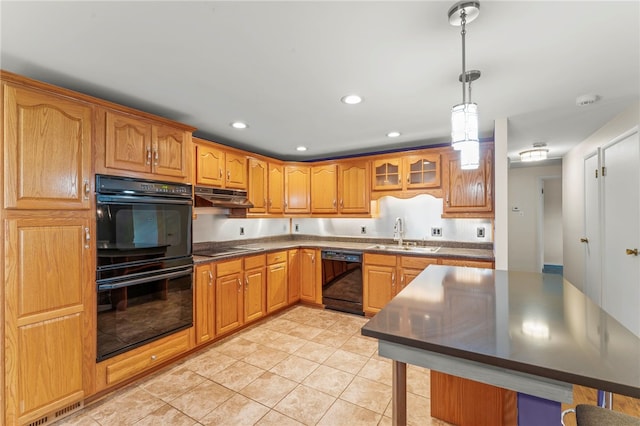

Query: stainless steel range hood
<box><xmin>194</xmin><ymin>186</ymin><xmax>254</xmax><ymax>208</ymax></box>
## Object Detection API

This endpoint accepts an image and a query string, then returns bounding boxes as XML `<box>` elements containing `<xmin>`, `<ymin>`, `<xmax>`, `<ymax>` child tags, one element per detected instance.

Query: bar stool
<box><xmin>561</xmin><ymin>405</ymin><xmax>640</xmax><ymax>425</ymax></box>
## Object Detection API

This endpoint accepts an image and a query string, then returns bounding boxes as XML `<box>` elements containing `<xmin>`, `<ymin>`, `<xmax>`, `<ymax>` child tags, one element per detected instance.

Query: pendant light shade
<box><xmin>448</xmin><ymin>1</ymin><xmax>481</xmax><ymax>170</ymax></box>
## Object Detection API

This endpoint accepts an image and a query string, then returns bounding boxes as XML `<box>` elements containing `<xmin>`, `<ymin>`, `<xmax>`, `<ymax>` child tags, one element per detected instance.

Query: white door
<box><xmin>602</xmin><ymin>128</ymin><xmax>640</xmax><ymax>336</ymax></box>
<box><xmin>583</xmin><ymin>151</ymin><xmax>601</xmax><ymax>304</ymax></box>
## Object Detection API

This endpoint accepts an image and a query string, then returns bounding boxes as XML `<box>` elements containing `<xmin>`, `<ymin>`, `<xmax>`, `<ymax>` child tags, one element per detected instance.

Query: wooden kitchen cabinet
<box><xmin>288</xmin><ymin>249</ymin><xmax>301</xmax><ymax>304</ymax></box>
<box><xmin>97</xmin><ymin>108</ymin><xmax>192</xmax><ymax>182</ymax></box>
<box><xmin>284</xmin><ymin>165</ymin><xmax>311</xmax><ymax>214</ymax></box>
<box><xmin>338</xmin><ymin>160</ymin><xmax>371</xmax><ymax>214</ymax></box>
<box><xmin>244</xmin><ymin>254</ymin><xmax>267</xmax><ymax>323</ymax></box>
<box><xmin>3</xmin><ymin>82</ymin><xmax>92</xmax><ymax>210</ymax></box>
<box><xmin>268</xmin><ymin>162</ymin><xmax>285</xmax><ymax>214</ymax></box>
<box><xmin>195</xmin><ymin>263</ymin><xmax>215</xmax><ymax>346</ymax></box>
<box><xmin>215</xmin><ymin>259</ymin><xmax>244</xmax><ymax>335</ymax></box>
<box><xmin>4</xmin><ymin>215</ymin><xmax>93</xmax><ymax>426</ymax></box>
<box><xmin>266</xmin><ymin>251</ymin><xmax>288</xmax><ymax>312</ymax></box>
<box><xmin>440</xmin><ymin>258</ymin><xmax>495</xmax><ymax>268</ymax></box>
<box><xmin>311</xmin><ymin>164</ymin><xmax>338</xmax><ymax>213</ymax></box>
<box><xmin>372</xmin><ymin>152</ymin><xmax>440</xmax><ymax>192</ymax></box>
<box><xmin>442</xmin><ymin>143</ymin><xmax>493</xmax><ymax>217</ymax></box>
<box><xmin>194</xmin><ymin>138</ymin><xmax>247</xmax><ymax>189</ymax></box>
<box><xmin>248</xmin><ymin>158</ymin><xmax>268</xmax><ymax>214</ymax></box>
<box><xmin>300</xmin><ymin>248</ymin><xmax>321</xmax><ymax>304</ymax></box>
<box><xmin>398</xmin><ymin>256</ymin><xmax>439</xmax><ymax>292</ymax></box>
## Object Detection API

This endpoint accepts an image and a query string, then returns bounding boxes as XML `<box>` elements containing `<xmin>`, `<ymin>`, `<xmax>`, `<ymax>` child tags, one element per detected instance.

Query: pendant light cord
<box><xmin>460</xmin><ymin>9</ymin><xmax>467</xmax><ymax>105</ymax></box>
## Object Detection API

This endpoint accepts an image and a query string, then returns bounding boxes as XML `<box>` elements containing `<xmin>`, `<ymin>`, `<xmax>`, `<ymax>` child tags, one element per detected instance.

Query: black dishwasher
<box><xmin>321</xmin><ymin>250</ymin><xmax>363</xmax><ymax>316</ymax></box>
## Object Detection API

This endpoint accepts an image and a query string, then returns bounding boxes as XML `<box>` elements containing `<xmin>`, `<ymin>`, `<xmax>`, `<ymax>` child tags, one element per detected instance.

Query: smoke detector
<box><xmin>576</xmin><ymin>93</ymin><xmax>600</xmax><ymax>107</ymax></box>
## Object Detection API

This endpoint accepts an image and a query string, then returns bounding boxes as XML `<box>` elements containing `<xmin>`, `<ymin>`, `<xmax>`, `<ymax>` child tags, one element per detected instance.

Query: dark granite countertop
<box><xmin>192</xmin><ymin>237</ymin><xmax>494</xmax><ymax>264</ymax></box>
<box><xmin>361</xmin><ymin>265</ymin><xmax>640</xmax><ymax>399</ymax></box>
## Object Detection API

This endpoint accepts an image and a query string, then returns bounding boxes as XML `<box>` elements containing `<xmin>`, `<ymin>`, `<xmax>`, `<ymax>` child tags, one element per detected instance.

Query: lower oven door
<box><xmin>97</xmin><ymin>265</ymin><xmax>193</xmax><ymax>361</ymax></box>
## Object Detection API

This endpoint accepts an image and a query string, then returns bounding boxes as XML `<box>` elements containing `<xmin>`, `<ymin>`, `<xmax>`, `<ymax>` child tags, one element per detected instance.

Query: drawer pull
<box><xmin>150</xmin><ymin>355</ymin><xmax>157</xmax><ymax>361</ymax></box>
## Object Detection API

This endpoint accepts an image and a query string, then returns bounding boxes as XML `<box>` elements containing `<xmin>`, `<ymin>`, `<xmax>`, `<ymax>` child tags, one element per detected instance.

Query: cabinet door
<box><xmin>311</xmin><ymin>164</ymin><xmax>338</xmax><ymax>213</ymax></box>
<box><xmin>288</xmin><ymin>249</ymin><xmax>301</xmax><ymax>304</ymax></box>
<box><xmin>195</xmin><ymin>263</ymin><xmax>215</xmax><ymax>345</ymax></box>
<box><xmin>244</xmin><ymin>266</ymin><xmax>266</xmax><ymax>323</ymax></box>
<box><xmin>267</xmin><ymin>262</ymin><xmax>288</xmax><ymax>313</ymax></box>
<box><xmin>152</xmin><ymin>124</ymin><xmax>189</xmax><ymax>178</ymax></box>
<box><xmin>216</xmin><ymin>272</ymin><xmax>243</xmax><ymax>335</ymax></box>
<box><xmin>363</xmin><ymin>263</ymin><xmax>396</xmax><ymax>315</ymax></box>
<box><xmin>268</xmin><ymin>163</ymin><xmax>284</xmax><ymax>214</ymax></box>
<box><xmin>405</xmin><ymin>153</ymin><xmax>440</xmax><ymax>189</ymax></box>
<box><xmin>339</xmin><ymin>161</ymin><xmax>370</xmax><ymax>213</ymax></box>
<box><xmin>195</xmin><ymin>143</ymin><xmax>225</xmax><ymax>187</ymax></box>
<box><xmin>5</xmin><ymin>216</ymin><xmax>90</xmax><ymax>425</ymax></box>
<box><xmin>372</xmin><ymin>158</ymin><xmax>402</xmax><ymax>190</ymax></box>
<box><xmin>300</xmin><ymin>249</ymin><xmax>319</xmax><ymax>303</ymax></box>
<box><xmin>248</xmin><ymin>158</ymin><xmax>268</xmax><ymax>213</ymax></box>
<box><xmin>284</xmin><ymin>165</ymin><xmax>311</xmax><ymax>213</ymax></box>
<box><xmin>225</xmin><ymin>151</ymin><xmax>247</xmax><ymax>189</ymax></box>
<box><xmin>443</xmin><ymin>146</ymin><xmax>493</xmax><ymax>214</ymax></box>
<box><xmin>105</xmin><ymin>110</ymin><xmax>153</xmax><ymax>174</ymax></box>
<box><xmin>3</xmin><ymin>83</ymin><xmax>92</xmax><ymax>210</ymax></box>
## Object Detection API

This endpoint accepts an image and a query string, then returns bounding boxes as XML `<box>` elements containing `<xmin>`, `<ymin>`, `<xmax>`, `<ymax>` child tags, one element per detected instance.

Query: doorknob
<box><xmin>626</xmin><ymin>248</ymin><xmax>639</xmax><ymax>256</ymax></box>
<box><xmin>580</xmin><ymin>238</ymin><xmax>589</xmax><ymax>243</ymax></box>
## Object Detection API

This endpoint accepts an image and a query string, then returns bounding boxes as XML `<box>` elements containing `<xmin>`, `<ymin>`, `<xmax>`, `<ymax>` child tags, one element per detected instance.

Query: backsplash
<box><xmin>193</xmin><ymin>194</ymin><xmax>492</xmax><ymax>244</ymax></box>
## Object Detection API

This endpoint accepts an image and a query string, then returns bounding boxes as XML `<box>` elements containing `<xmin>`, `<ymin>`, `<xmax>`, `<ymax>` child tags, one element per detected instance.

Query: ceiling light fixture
<box><xmin>386</xmin><ymin>131</ymin><xmax>401</xmax><ymax>138</ymax></box>
<box><xmin>341</xmin><ymin>94</ymin><xmax>362</xmax><ymax>105</ymax></box>
<box><xmin>296</xmin><ymin>146</ymin><xmax>307</xmax><ymax>152</ymax></box>
<box><xmin>448</xmin><ymin>1</ymin><xmax>481</xmax><ymax>170</ymax></box>
<box><xmin>231</xmin><ymin>121</ymin><xmax>248</xmax><ymax>129</ymax></box>
<box><xmin>520</xmin><ymin>142</ymin><xmax>549</xmax><ymax>162</ymax></box>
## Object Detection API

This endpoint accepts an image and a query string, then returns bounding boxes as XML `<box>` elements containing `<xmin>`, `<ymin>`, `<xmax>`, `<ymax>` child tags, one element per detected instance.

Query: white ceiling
<box><xmin>1</xmin><ymin>1</ymin><xmax>638</xmax><ymax>162</ymax></box>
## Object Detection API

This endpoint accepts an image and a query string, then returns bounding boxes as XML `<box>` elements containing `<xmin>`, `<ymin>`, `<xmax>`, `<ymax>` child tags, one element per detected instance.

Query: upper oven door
<box><xmin>96</xmin><ymin>194</ymin><xmax>192</xmax><ymax>269</ymax></box>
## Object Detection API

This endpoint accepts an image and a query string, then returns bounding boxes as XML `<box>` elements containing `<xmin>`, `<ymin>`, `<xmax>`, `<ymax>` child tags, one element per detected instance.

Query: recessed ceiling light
<box><xmin>231</xmin><ymin>121</ymin><xmax>248</xmax><ymax>129</ymax></box>
<box><xmin>386</xmin><ymin>131</ymin><xmax>401</xmax><ymax>138</ymax></box>
<box><xmin>341</xmin><ymin>94</ymin><xmax>362</xmax><ymax>105</ymax></box>
<box><xmin>296</xmin><ymin>146</ymin><xmax>307</xmax><ymax>152</ymax></box>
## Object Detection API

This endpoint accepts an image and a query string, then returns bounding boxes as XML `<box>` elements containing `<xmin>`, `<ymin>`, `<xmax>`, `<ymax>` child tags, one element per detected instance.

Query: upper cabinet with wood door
<box><xmin>310</xmin><ymin>160</ymin><xmax>370</xmax><ymax>215</ymax></box>
<box><xmin>194</xmin><ymin>138</ymin><xmax>247</xmax><ymax>189</ymax></box>
<box><xmin>96</xmin><ymin>108</ymin><xmax>194</xmax><ymax>183</ymax></box>
<box><xmin>442</xmin><ymin>143</ymin><xmax>493</xmax><ymax>218</ymax></box>
<box><xmin>268</xmin><ymin>162</ymin><xmax>285</xmax><ymax>214</ymax></box>
<box><xmin>3</xmin><ymin>82</ymin><xmax>92</xmax><ymax>210</ymax></box>
<box><xmin>248</xmin><ymin>157</ymin><xmax>268</xmax><ymax>214</ymax></box>
<box><xmin>372</xmin><ymin>151</ymin><xmax>441</xmax><ymax>196</ymax></box>
<box><xmin>311</xmin><ymin>164</ymin><xmax>338</xmax><ymax>214</ymax></box>
<box><xmin>284</xmin><ymin>164</ymin><xmax>311</xmax><ymax>214</ymax></box>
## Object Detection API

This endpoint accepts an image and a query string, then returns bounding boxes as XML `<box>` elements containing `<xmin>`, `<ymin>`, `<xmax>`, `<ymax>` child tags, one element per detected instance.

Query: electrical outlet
<box><xmin>477</xmin><ymin>227</ymin><xmax>485</xmax><ymax>238</ymax></box>
<box><xmin>294</xmin><ymin>223</ymin><xmax>299</xmax><ymax>232</ymax></box>
<box><xmin>431</xmin><ymin>227</ymin><xmax>442</xmax><ymax>237</ymax></box>
<box><xmin>361</xmin><ymin>226</ymin><xmax>367</xmax><ymax>234</ymax></box>
<box><xmin>239</xmin><ymin>227</ymin><xmax>245</xmax><ymax>235</ymax></box>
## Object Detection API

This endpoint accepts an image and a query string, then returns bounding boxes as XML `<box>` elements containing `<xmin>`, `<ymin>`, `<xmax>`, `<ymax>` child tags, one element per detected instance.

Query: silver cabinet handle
<box><xmin>84</xmin><ymin>227</ymin><xmax>90</xmax><ymax>249</ymax></box>
<box><xmin>237</xmin><ymin>278</ymin><xmax>242</xmax><ymax>292</ymax></box>
<box><xmin>245</xmin><ymin>277</ymin><xmax>249</xmax><ymax>290</ymax></box>
<box><xmin>391</xmin><ymin>272</ymin><xmax>396</xmax><ymax>288</ymax></box>
<box><xmin>146</xmin><ymin>147</ymin><xmax>152</xmax><ymax>165</ymax></box>
<box><xmin>153</xmin><ymin>149</ymin><xmax>159</xmax><ymax>166</ymax></box>
<box><xmin>208</xmin><ymin>270</ymin><xmax>213</xmax><ymax>285</ymax></box>
<box><xmin>227</xmin><ymin>170</ymin><xmax>231</xmax><ymax>181</ymax></box>
<box><xmin>219</xmin><ymin>168</ymin><xmax>223</xmax><ymax>178</ymax></box>
<box><xmin>150</xmin><ymin>354</ymin><xmax>157</xmax><ymax>361</ymax></box>
<box><xmin>83</xmin><ymin>180</ymin><xmax>90</xmax><ymax>200</ymax></box>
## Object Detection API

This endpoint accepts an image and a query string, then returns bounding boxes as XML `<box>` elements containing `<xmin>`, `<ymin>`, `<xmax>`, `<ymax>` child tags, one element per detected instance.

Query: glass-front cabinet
<box><xmin>372</xmin><ymin>152</ymin><xmax>440</xmax><ymax>191</ymax></box>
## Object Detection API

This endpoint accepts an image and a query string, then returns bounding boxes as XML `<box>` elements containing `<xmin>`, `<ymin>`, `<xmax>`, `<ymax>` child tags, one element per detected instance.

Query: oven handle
<box><xmin>97</xmin><ymin>194</ymin><xmax>193</xmax><ymax>205</ymax></box>
<box><xmin>97</xmin><ymin>268</ymin><xmax>193</xmax><ymax>291</ymax></box>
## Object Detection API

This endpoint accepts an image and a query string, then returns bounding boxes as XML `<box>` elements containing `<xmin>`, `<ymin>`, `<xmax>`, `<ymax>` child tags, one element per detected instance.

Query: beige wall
<box><xmin>563</xmin><ymin>102</ymin><xmax>640</xmax><ymax>290</ymax></box>
<box><xmin>508</xmin><ymin>163</ymin><xmax>562</xmax><ymax>272</ymax></box>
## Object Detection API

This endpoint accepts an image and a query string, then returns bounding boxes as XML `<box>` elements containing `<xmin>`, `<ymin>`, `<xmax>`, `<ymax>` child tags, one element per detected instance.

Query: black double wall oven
<box><xmin>95</xmin><ymin>175</ymin><xmax>193</xmax><ymax>361</ymax></box>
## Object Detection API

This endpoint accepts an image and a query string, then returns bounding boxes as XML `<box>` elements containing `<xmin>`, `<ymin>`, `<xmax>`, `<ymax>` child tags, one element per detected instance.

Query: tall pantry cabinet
<box><xmin>1</xmin><ymin>74</ymin><xmax>95</xmax><ymax>425</ymax></box>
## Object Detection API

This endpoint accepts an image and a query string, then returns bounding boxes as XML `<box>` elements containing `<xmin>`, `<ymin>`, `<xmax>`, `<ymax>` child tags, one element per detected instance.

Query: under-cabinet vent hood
<box><xmin>194</xmin><ymin>186</ymin><xmax>254</xmax><ymax>209</ymax></box>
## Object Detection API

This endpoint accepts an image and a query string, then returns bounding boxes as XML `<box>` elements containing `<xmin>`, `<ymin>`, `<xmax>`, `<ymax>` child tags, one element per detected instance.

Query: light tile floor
<box><xmin>57</xmin><ymin>305</ymin><xmax>452</xmax><ymax>426</ymax></box>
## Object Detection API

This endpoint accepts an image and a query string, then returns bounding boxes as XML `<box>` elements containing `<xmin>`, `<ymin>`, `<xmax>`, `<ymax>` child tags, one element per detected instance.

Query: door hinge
<box><xmin>595</xmin><ymin>169</ymin><xmax>598</xmax><ymax>178</ymax></box>
<box><xmin>601</xmin><ymin>166</ymin><xmax>606</xmax><ymax>176</ymax></box>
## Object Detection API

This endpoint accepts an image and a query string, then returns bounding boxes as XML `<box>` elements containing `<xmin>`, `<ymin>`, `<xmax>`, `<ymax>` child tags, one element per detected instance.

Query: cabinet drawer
<box><xmin>244</xmin><ymin>254</ymin><xmax>266</xmax><ymax>269</ymax></box>
<box><xmin>364</xmin><ymin>253</ymin><xmax>397</xmax><ymax>267</ymax></box>
<box><xmin>217</xmin><ymin>258</ymin><xmax>243</xmax><ymax>276</ymax></box>
<box><xmin>400</xmin><ymin>256</ymin><xmax>438</xmax><ymax>270</ymax></box>
<box><xmin>267</xmin><ymin>251</ymin><xmax>287</xmax><ymax>265</ymax></box>
<box><xmin>104</xmin><ymin>330</ymin><xmax>190</xmax><ymax>385</ymax></box>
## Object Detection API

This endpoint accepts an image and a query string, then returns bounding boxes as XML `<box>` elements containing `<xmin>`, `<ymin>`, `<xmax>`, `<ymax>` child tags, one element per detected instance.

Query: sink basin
<box><xmin>366</xmin><ymin>244</ymin><xmax>440</xmax><ymax>253</ymax></box>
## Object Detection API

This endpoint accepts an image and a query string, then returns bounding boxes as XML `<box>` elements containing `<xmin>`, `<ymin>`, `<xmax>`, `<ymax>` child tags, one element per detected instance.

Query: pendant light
<box><xmin>448</xmin><ymin>1</ymin><xmax>481</xmax><ymax>170</ymax></box>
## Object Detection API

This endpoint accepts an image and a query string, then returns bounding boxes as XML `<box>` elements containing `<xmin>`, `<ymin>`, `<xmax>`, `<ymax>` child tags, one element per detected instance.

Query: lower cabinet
<box><xmin>363</xmin><ymin>254</ymin><xmax>439</xmax><ymax>315</ymax></box>
<box><xmin>288</xmin><ymin>249</ymin><xmax>301</xmax><ymax>304</ymax></box>
<box><xmin>267</xmin><ymin>251</ymin><xmax>288</xmax><ymax>312</ymax></box>
<box><xmin>195</xmin><ymin>263</ymin><xmax>215</xmax><ymax>345</ymax></box>
<box><xmin>244</xmin><ymin>255</ymin><xmax>267</xmax><ymax>322</ymax></box>
<box><xmin>216</xmin><ymin>259</ymin><xmax>244</xmax><ymax>335</ymax></box>
<box><xmin>300</xmin><ymin>248</ymin><xmax>321</xmax><ymax>304</ymax></box>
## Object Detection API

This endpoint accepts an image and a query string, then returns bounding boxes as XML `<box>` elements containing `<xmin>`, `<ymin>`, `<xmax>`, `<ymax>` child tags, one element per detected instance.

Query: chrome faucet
<box><xmin>393</xmin><ymin>217</ymin><xmax>404</xmax><ymax>246</ymax></box>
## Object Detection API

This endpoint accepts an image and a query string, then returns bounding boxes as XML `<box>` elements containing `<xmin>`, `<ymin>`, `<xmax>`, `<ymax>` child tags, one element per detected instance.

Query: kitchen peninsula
<box><xmin>361</xmin><ymin>265</ymin><xmax>640</xmax><ymax>425</ymax></box>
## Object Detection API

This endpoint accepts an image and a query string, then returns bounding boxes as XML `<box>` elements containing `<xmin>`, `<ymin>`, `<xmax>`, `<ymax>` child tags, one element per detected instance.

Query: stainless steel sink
<box><xmin>366</xmin><ymin>244</ymin><xmax>440</xmax><ymax>253</ymax></box>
